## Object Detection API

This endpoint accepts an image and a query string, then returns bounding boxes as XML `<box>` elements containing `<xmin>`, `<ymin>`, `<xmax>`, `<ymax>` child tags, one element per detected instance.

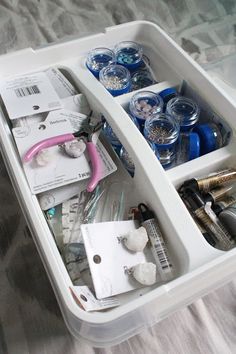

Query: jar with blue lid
<box><xmin>86</xmin><ymin>47</ymin><xmax>116</xmax><ymax>78</ymax></box>
<box><xmin>175</xmin><ymin>132</ymin><xmax>200</xmax><ymax>166</ymax></box>
<box><xmin>166</xmin><ymin>96</ymin><xmax>200</xmax><ymax>131</ymax></box>
<box><xmin>115</xmin><ymin>41</ymin><xmax>143</xmax><ymax>70</ymax></box>
<box><xmin>131</xmin><ymin>69</ymin><xmax>156</xmax><ymax>91</ymax></box>
<box><xmin>159</xmin><ymin>87</ymin><xmax>178</xmax><ymax>110</ymax></box>
<box><xmin>99</xmin><ymin>64</ymin><xmax>131</xmax><ymax>96</ymax></box>
<box><xmin>144</xmin><ymin>112</ymin><xmax>180</xmax><ymax>167</ymax></box>
<box><xmin>193</xmin><ymin>122</ymin><xmax>223</xmax><ymax>155</ymax></box>
<box><xmin>129</xmin><ymin>91</ymin><xmax>163</xmax><ymax>131</ymax></box>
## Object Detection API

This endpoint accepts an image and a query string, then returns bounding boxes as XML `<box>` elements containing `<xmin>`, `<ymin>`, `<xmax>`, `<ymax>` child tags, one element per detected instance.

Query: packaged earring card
<box><xmin>12</xmin><ymin>110</ymin><xmax>117</xmax><ymax>194</ymax></box>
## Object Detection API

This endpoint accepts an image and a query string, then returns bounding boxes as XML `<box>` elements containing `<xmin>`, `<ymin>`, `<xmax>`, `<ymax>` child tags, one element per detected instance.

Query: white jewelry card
<box><xmin>81</xmin><ymin>220</ymin><xmax>148</xmax><ymax>299</ymax></box>
<box><xmin>0</xmin><ymin>72</ymin><xmax>62</xmax><ymax>119</ymax></box>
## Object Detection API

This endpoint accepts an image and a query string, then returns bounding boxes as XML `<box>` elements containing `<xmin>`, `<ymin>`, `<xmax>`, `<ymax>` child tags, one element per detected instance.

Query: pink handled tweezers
<box><xmin>23</xmin><ymin>115</ymin><xmax>103</xmax><ymax>193</ymax></box>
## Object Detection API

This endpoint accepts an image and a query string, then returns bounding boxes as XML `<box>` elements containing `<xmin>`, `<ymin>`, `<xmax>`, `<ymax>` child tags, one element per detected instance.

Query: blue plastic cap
<box><xmin>193</xmin><ymin>124</ymin><xmax>216</xmax><ymax>155</ymax></box>
<box><xmin>188</xmin><ymin>132</ymin><xmax>200</xmax><ymax>160</ymax></box>
<box><xmin>159</xmin><ymin>87</ymin><xmax>177</xmax><ymax>99</ymax></box>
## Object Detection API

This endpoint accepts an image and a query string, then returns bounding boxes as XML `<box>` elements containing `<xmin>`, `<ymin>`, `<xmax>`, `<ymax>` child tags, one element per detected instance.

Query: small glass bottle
<box><xmin>144</xmin><ymin>112</ymin><xmax>180</xmax><ymax>167</ymax></box>
<box><xmin>114</xmin><ymin>41</ymin><xmax>143</xmax><ymax>70</ymax></box>
<box><xmin>166</xmin><ymin>96</ymin><xmax>200</xmax><ymax>131</ymax></box>
<box><xmin>193</xmin><ymin>122</ymin><xmax>223</xmax><ymax>155</ymax></box>
<box><xmin>86</xmin><ymin>47</ymin><xmax>116</xmax><ymax>78</ymax></box>
<box><xmin>158</xmin><ymin>87</ymin><xmax>178</xmax><ymax>110</ymax></box>
<box><xmin>138</xmin><ymin>203</ymin><xmax>174</xmax><ymax>282</ymax></box>
<box><xmin>99</xmin><ymin>64</ymin><xmax>131</xmax><ymax>96</ymax></box>
<box><xmin>129</xmin><ymin>90</ymin><xmax>163</xmax><ymax>131</ymax></box>
<box><xmin>175</xmin><ymin>132</ymin><xmax>200</xmax><ymax>166</ymax></box>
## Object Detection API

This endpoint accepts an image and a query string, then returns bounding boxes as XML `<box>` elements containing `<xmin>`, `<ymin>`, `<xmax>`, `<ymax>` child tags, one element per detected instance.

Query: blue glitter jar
<box><xmin>144</xmin><ymin>112</ymin><xmax>180</xmax><ymax>166</ymax></box>
<box><xmin>129</xmin><ymin>91</ymin><xmax>163</xmax><ymax>131</ymax></box>
<box><xmin>159</xmin><ymin>87</ymin><xmax>178</xmax><ymax>110</ymax></box>
<box><xmin>86</xmin><ymin>47</ymin><xmax>116</xmax><ymax>78</ymax></box>
<box><xmin>131</xmin><ymin>69</ymin><xmax>156</xmax><ymax>91</ymax></box>
<box><xmin>99</xmin><ymin>64</ymin><xmax>131</xmax><ymax>96</ymax></box>
<box><xmin>115</xmin><ymin>41</ymin><xmax>143</xmax><ymax>70</ymax></box>
<box><xmin>166</xmin><ymin>96</ymin><xmax>200</xmax><ymax>131</ymax></box>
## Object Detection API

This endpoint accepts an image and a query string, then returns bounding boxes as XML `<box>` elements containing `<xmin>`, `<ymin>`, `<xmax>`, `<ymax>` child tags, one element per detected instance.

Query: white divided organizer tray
<box><xmin>0</xmin><ymin>21</ymin><xmax>236</xmax><ymax>347</ymax></box>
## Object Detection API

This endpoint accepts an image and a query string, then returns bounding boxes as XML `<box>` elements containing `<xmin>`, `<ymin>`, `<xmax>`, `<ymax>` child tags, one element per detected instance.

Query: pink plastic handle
<box><xmin>23</xmin><ymin>133</ymin><xmax>75</xmax><ymax>162</ymax></box>
<box><xmin>86</xmin><ymin>142</ymin><xmax>102</xmax><ymax>192</ymax></box>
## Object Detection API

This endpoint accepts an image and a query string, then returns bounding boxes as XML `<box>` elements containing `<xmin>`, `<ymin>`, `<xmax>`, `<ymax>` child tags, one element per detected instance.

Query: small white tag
<box><xmin>70</xmin><ymin>286</ymin><xmax>120</xmax><ymax>311</ymax></box>
<box><xmin>62</xmin><ymin>196</ymin><xmax>79</xmax><ymax>244</ymax></box>
<box><xmin>45</xmin><ymin>67</ymin><xmax>78</xmax><ymax>98</ymax></box>
<box><xmin>12</xmin><ymin>110</ymin><xmax>117</xmax><ymax>194</ymax></box>
<box><xmin>0</xmin><ymin>72</ymin><xmax>62</xmax><ymax>119</ymax></box>
<box><xmin>38</xmin><ymin>179</ymin><xmax>88</xmax><ymax>210</ymax></box>
<box><xmin>81</xmin><ymin>220</ymin><xmax>148</xmax><ymax>299</ymax></box>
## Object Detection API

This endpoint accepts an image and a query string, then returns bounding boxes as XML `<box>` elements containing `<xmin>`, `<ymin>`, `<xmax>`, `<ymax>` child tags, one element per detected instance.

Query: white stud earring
<box><xmin>118</xmin><ymin>226</ymin><xmax>148</xmax><ymax>252</ymax></box>
<box><xmin>63</xmin><ymin>139</ymin><xmax>86</xmax><ymax>158</ymax></box>
<box><xmin>35</xmin><ymin>148</ymin><xmax>53</xmax><ymax>166</ymax></box>
<box><xmin>125</xmin><ymin>262</ymin><xmax>156</xmax><ymax>286</ymax></box>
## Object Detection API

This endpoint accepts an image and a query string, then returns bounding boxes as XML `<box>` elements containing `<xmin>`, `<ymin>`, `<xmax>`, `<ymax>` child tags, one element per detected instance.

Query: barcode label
<box><xmin>15</xmin><ymin>85</ymin><xmax>40</xmax><ymax>98</ymax></box>
<box><xmin>153</xmin><ymin>238</ymin><xmax>172</xmax><ymax>270</ymax></box>
<box><xmin>146</xmin><ymin>221</ymin><xmax>172</xmax><ymax>270</ymax></box>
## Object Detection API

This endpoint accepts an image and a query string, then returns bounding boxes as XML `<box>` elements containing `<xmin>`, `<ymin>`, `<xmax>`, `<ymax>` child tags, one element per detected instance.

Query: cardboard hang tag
<box><xmin>0</xmin><ymin>71</ymin><xmax>62</xmax><ymax>119</ymax></box>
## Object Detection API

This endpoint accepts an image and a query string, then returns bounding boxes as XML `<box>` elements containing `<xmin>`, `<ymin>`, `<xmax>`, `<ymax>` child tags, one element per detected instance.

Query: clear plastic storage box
<box><xmin>0</xmin><ymin>21</ymin><xmax>236</xmax><ymax>347</ymax></box>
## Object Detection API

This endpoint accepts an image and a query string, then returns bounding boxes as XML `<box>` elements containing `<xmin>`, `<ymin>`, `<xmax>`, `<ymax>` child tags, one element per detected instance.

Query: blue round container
<box><xmin>159</xmin><ymin>87</ymin><xmax>178</xmax><ymax>110</ymax></box>
<box><xmin>193</xmin><ymin>123</ymin><xmax>223</xmax><ymax>155</ymax></box>
<box><xmin>131</xmin><ymin>69</ymin><xmax>156</xmax><ymax>91</ymax></box>
<box><xmin>166</xmin><ymin>96</ymin><xmax>200</xmax><ymax>131</ymax></box>
<box><xmin>99</xmin><ymin>64</ymin><xmax>131</xmax><ymax>96</ymax></box>
<box><xmin>86</xmin><ymin>47</ymin><xmax>116</xmax><ymax>78</ymax></box>
<box><xmin>115</xmin><ymin>41</ymin><xmax>143</xmax><ymax>70</ymax></box>
<box><xmin>188</xmin><ymin>132</ymin><xmax>200</xmax><ymax>160</ymax></box>
<box><xmin>129</xmin><ymin>91</ymin><xmax>163</xmax><ymax>131</ymax></box>
<box><xmin>144</xmin><ymin>112</ymin><xmax>180</xmax><ymax>166</ymax></box>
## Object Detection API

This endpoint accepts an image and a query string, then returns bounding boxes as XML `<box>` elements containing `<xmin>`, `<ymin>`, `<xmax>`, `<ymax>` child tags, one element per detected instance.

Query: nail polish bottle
<box><xmin>183</xmin><ymin>188</ymin><xmax>235</xmax><ymax>251</ymax></box>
